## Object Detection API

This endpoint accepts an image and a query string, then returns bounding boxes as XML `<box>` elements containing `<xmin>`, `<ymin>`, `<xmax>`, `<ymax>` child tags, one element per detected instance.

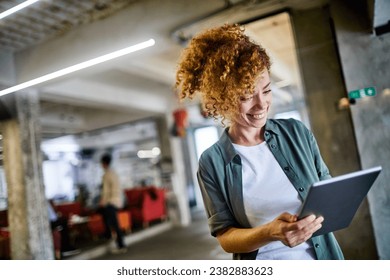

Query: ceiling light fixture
<box><xmin>0</xmin><ymin>39</ymin><xmax>155</xmax><ymax>97</ymax></box>
<box><xmin>0</xmin><ymin>0</ymin><xmax>40</xmax><ymax>20</ymax></box>
<box><xmin>137</xmin><ymin>147</ymin><xmax>161</xmax><ymax>159</ymax></box>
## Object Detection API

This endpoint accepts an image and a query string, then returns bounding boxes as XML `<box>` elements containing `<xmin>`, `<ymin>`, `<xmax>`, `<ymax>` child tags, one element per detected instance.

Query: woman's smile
<box><xmin>247</xmin><ymin>112</ymin><xmax>266</xmax><ymax>120</ymax></box>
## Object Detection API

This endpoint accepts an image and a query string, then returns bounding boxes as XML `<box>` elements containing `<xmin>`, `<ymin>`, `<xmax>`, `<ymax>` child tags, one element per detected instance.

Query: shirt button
<box><xmin>265</xmin><ymin>132</ymin><xmax>269</xmax><ymax>137</ymax></box>
<box><xmin>298</xmin><ymin>187</ymin><xmax>304</xmax><ymax>192</ymax></box>
<box><xmin>270</xmin><ymin>144</ymin><xmax>276</xmax><ymax>149</ymax></box>
<box><xmin>283</xmin><ymin>166</ymin><xmax>290</xmax><ymax>171</ymax></box>
<box><xmin>315</xmin><ymin>243</ymin><xmax>320</xmax><ymax>248</ymax></box>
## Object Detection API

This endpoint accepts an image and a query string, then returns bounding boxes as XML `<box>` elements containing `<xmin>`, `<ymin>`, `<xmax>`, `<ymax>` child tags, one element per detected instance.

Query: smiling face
<box><xmin>233</xmin><ymin>71</ymin><xmax>272</xmax><ymax>129</ymax></box>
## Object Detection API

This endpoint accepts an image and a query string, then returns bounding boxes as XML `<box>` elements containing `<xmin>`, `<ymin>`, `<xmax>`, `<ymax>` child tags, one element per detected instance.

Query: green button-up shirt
<box><xmin>197</xmin><ymin>118</ymin><xmax>344</xmax><ymax>260</ymax></box>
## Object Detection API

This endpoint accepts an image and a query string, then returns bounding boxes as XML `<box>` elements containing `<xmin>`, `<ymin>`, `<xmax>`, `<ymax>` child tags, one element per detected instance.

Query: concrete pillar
<box><xmin>169</xmin><ymin>137</ymin><xmax>191</xmax><ymax>227</ymax></box>
<box><xmin>291</xmin><ymin>6</ymin><xmax>377</xmax><ymax>259</ymax></box>
<box><xmin>156</xmin><ymin>114</ymin><xmax>191</xmax><ymax>227</ymax></box>
<box><xmin>330</xmin><ymin>0</ymin><xmax>390</xmax><ymax>260</ymax></box>
<box><xmin>1</xmin><ymin>91</ymin><xmax>54</xmax><ymax>259</ymax></box>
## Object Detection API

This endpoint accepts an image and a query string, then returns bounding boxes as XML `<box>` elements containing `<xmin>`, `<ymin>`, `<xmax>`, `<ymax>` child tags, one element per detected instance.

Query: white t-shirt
<box><xmin>233</xmin><ymin>142</ymin><xmax>315</xmax><ymax>260</ymax></box>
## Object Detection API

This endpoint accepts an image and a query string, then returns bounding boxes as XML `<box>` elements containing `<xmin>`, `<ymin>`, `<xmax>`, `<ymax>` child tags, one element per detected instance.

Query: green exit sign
<box><xmin>348</xmin><ymin>87</ymin><xmax>376</xmax><ymax>99</ymax></box>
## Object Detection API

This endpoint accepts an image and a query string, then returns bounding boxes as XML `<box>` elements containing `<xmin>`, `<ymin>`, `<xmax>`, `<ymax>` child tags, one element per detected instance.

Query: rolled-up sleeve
<box><xmin>197</xmin><ymin>156</ymin><xmax>238</xmax><ymax>237</ymax></box>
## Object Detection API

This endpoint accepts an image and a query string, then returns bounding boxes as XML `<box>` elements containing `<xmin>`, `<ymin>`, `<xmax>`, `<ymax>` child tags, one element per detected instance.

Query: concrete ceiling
<box><xmin>0</xmin><ymin>0</ymin><xmax>330</xmax><ymax>140</ymax></box>
<box><xmin>0</xmin><ymin>0</ymin><xmax>138</xmax><ymax>52</ymax></box>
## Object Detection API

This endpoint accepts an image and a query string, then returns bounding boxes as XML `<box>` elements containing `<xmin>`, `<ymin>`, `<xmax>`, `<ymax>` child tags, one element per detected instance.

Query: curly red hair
<box><xmin>175</xmin><ymin>23</ymin><xmax>271</xmax><ymax>124</ymax></box>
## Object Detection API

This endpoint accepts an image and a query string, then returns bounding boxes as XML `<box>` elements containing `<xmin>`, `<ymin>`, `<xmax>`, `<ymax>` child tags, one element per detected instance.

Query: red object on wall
<box><xmin>173</xmin><ymin>108</ymin><xmax>188</xmax><ymax>137</ymax></box>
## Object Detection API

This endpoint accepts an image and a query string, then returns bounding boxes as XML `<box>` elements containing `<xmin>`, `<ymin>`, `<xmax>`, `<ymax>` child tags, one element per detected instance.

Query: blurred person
<box><xmin>99</xmin><ymin>153</ymin><xmax>127</xmax><ymax>254</ymax></box>
<box><xmin>47</xmin><ymin>199</ymin><xmax>80</xmax><ymax>258</ymax></box>
<box><xmin>175</xmin><ymin>24</ymin><xmax>344</xmax><ymax>260</ymax></box>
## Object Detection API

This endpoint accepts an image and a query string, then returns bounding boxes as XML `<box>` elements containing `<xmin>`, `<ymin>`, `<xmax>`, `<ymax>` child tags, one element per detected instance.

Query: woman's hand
<box><xmin>216</xmin><ymin>212</ymin><xmax>323</xmax><ymax>253</ymax></box>
<box><xmin>270</xmin><ymin>212</ymin><xmax>323</xmax><ymax>247</ymax></box>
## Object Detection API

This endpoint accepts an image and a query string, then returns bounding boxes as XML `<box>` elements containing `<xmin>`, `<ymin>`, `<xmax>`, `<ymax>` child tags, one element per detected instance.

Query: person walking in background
<box><xmin>175</xmin><ymin>24</ymin><xmax>344</xmax><ymax>260</ymax></box>
<box><xmin>99</xmin><ymin>153</ymin><xmax>127</xmax><ymax>254</ymax></box>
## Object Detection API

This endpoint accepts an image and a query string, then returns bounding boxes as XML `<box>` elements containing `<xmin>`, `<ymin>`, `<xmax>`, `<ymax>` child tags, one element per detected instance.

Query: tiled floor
<box><xmin>67</xmin><ymin>209</ymin><xmax>231</xmax><ymax>260</ymax></box>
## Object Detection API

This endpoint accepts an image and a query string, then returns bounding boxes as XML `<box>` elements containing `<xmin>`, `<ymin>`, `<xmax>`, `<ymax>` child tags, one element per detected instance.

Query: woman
<box><xmin>175</xmin><ymin>24</ymin><xmax>344</xmax><ymax>260</ymax></box>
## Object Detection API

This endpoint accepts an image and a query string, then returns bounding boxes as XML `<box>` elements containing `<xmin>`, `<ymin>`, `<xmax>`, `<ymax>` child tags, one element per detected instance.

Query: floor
<box><xmin>66</xmin><ymin>208</ymin><xmax>231</xmax><ymax>260</ymax></box>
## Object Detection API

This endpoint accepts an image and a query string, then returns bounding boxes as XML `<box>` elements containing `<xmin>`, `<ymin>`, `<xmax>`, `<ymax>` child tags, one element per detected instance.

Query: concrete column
<box><xmin>159</xmin><ymin>113</ymin><xmax>192</xmax><ymax>227</ymax></box>
<box><xmin>2</xmin><ymin>91</ymin><xmax>54</xmax><ymax>259</ymax></box>
<box><xmin>330</xmin><ymin>0</ymin><xmax>390</xmax><ymax>260</ymax></box>
<box><xmin>169</xmin><ymin>136</ymin><xmax>191</xmax><ymax>227</ymax></box>
<box><xmin>291</xmin><ymin>6</ymin><xmax>377</xmax><ymax>259</ymax></box>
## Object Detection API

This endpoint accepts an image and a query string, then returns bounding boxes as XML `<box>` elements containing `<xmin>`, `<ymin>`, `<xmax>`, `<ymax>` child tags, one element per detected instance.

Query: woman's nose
<box><xmin>253</xmin><ymin>92</ymin><xmax>266</xmax><ymax>107</ymax></box>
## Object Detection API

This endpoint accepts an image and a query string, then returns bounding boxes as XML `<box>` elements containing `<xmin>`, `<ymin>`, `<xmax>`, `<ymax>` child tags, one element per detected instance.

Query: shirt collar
<box><xmin>217</xmin><ymin>127</ymin><xmax>237</xmax><ymax>165</ymax></box>
<box><xmin>217</xmin><ymin>119</ymin><xmax>280</xmax><ymax>165</ymax></box>
<box><xmin>264</xmin><ymin>118</ymin><xmax>280</xmax><ymax>135</ymax></box>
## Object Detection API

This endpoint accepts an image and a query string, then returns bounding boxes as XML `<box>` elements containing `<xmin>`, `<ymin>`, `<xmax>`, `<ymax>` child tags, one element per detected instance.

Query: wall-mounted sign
<box><xmin>348</xmin><ymin>87</ymin><xmax>376</xmax><ymax>99</ymax></box>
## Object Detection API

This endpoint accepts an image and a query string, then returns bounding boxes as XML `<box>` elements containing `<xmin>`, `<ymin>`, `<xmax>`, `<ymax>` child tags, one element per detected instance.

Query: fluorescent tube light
<box><xmin>0</xmin><ymin>0</ymin><xmax>40</xmax><ymax>20</ymax></box>
<box><xmin>0</xmin><ymin>39</ymin><xmax>155</xmax><ymax>97</ymax></box>
<box><xmin>137</xmin><ymin>147</ymin><xmax>161</xmax><ymax>159</ymax></box>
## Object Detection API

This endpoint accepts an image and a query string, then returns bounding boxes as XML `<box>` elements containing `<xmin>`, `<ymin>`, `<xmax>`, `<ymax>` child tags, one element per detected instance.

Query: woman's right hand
<box><xmin>269</xmin><ymin>212</ymin><xmax>323</xmax><ymax>247</ymax></box>
<box><xmin>216</xmin><ymin>212</ymin><xmax>323</xmax><ymax>253</ymax></box>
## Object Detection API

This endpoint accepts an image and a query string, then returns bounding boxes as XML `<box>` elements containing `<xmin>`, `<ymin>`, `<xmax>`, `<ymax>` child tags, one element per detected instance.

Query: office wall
<box><xmin>291</xmin><ymin>6</ymin><xmax>377</xmax><ymax>259</ymax></box>
<box><xmin>0</xmin><ymin>50</ymin><xmax>15</xmax><ymax>86</ymax></box>
<box><xmin>331</xmin><ymin>0</ymin><xmax>390</xmax><ymax>260</ymax></box>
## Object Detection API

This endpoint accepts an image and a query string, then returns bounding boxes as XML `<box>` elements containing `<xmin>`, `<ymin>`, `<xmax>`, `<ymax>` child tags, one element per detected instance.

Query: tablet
<box><xmin>298</xmin><ymin>166</ymin><xmax>382</xmax><ymax>237</ymax></box>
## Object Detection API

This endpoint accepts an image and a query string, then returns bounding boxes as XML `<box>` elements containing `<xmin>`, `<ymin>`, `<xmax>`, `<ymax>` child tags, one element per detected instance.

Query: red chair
<box><xmin>0</xmin><ymin>210</ymin><xmax>8</xmax><ymax>227</ymax></box>
<box><xmin>0</xmin><ymin>229</ymin><xmax>10</xmax><ymax>259</ymax></box>
<box><xmin>124</xmin><ymin>186</ymin><xmax>166</xmax><ymax>228</ymax></box>
<box><xmin>0</xmin><ymin>210</ymin><xmax>10</xmax><ymax>259</ymax></box>
<box><xmin>0</xmin><ymin>209</ymin><xmax>63</xmax><ymax>260</ymax></box>
<box><xmin>87</xmin><ymin>214</ymin><xmax>105</xmax><ymax>240</ymax></box>
<box><xmin>52</xmin><ymin>228</ymin><xmax>62</xmax><ymax>259</ymax></box>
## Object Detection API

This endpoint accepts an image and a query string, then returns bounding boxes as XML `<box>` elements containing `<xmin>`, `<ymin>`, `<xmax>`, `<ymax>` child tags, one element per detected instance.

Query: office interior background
<box><xmin>0</xmin><ymin>0</ymin><xmax>389</xmax><ymax>260</ymax></box>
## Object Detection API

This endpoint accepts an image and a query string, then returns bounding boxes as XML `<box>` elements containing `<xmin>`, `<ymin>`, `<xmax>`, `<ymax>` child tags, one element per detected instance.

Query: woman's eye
<box><xmin>240</xmin><ymin>96</ymin><xmax>253</xmax><ymax>102</ymax></box>
<box><xmin>263</xmin><ymin>89</ymin><xmax>272</xmax><ymax>95</ymax></box>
